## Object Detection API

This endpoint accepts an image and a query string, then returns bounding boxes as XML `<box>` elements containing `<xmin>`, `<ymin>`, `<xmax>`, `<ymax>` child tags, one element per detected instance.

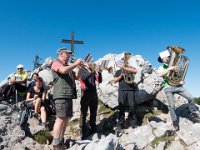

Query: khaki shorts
<box><xmin>54</xmin><ymin>99</ymin><xmax>73</xmax><ymax>118</ymax></box>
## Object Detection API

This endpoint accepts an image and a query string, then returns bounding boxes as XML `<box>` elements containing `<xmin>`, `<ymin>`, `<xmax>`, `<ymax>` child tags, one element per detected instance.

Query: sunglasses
<box><xmin>17</xmin><ymin>68</ymin><xmax>23</xmax><ymax>70</ymax></box>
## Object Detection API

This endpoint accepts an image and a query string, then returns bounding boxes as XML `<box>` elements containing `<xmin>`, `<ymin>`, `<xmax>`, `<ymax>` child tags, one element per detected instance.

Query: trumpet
<box><xmin>71</xmin><ymin>57</ymin><xmax>87</xmax><ymax>65</ymax></box>
<box><xmin>97</xmin><ymin>60</ymin><xmax>114</xmax><ymax>73</ymax></box>
<box><xmin>71</xmin><ymin>57</ymin><xmax>95</xmax><ymax>72</ymax></box>
<box><xmin>72</xmin><ymin>57</ymin><xmax>113</xmax><ymax>73</ymax></box>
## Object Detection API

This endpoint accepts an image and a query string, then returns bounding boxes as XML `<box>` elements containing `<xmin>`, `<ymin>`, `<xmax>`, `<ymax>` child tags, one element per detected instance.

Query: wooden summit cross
<box><xmin>62</xmin><ymin>32</ymin><xmax>84</xmax><ymax>62</ymax></box>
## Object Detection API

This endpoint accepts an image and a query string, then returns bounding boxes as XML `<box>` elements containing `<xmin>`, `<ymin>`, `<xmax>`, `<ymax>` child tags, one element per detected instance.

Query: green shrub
<box><xmin>33</xmin><ymin>130</ymin><xmax>53</xmax><ymax>145</ymax></box>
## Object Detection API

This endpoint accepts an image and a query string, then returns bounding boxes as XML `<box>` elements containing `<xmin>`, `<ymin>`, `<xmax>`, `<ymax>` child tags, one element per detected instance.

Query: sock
<box><xmin>53</xmin><ymin>138</ymin><xmax>60</xmax><ymax>145</ymax></box>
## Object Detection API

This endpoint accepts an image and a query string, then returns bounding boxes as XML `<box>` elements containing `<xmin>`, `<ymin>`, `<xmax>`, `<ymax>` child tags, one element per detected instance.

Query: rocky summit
<box><xmin>0</xmin><ymin>53</ymin><xmax>200</xmax><ymax>150</ymax></box>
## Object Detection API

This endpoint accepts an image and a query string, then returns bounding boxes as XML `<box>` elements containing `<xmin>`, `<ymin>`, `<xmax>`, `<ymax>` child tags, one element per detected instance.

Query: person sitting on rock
<box><xmin>3</xmin><ymin>64</ymin><xmax>28</xmax><ymax>101</ymax></box>
<box><xmin>157</xmin><ymin>49</ymin><xmax>200</xmax><ymax>131</ymax></box>
<box><xmin>28</xmin><ymin>73</ymin><xmax>46</xmax><ymax>90</ymax></box>
<box><xmin>26</xmin><ymin>78</ymin><xmax>47</xmax><ymax>125</ymax></box>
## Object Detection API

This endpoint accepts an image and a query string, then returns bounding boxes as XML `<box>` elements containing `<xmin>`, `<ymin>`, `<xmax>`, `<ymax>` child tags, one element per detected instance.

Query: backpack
<box><xmin>17</xmin><ymin>101</ymin><xmax>32</xmax><ymax>126</ymax></box>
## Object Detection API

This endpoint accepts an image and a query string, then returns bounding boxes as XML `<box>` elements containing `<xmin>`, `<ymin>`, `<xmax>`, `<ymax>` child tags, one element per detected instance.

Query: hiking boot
<box><xmin>33</xmin><ymin>112</ymin><xmax>39</xmax><ymax>118</ymax></box>
<box><xmin>80</xmin><ymin>128</ymin><xmax>87</xmax><ymax>140</ymax></box>
<box><xmin>115</xmin><ymin>125</ymin><xmax>123</xmax><ymax>137</ymax></box>
<box><xmin>190</xmin><ymin>113</ymin><xmax>200</xmax><ymax>123</ymax></box>
<box><xmin>130</xmin><ymin>119</ymin><xmax>138</xmax><ymax>129</ymax></box>
<box><xmin>53</xmin><ymin>142</ymin><xmax>63</xmax><ymax>150</ymax></box>
<box><xmin>130</xmin><ymin>117</ymin><xmax>138</xmax><ymax>128</ymax></box>
<box><xmin>89</xmin><ymin>127</ymin><xmax>97</xmax><ymax>135</ymax></box>
<box><xmin>129</xmin><ymin>114</ymin><xmax>138</xmax><ymax>129</ymax></box>
<box><xmin>60</xmin><ymin>138</ymin><xmax>65</xmax><ymax>150</ymax></box>
<box><xmin>173</xmin><ymin>121</ymin><xmax>180</xmax><ymax>131</ymax></box>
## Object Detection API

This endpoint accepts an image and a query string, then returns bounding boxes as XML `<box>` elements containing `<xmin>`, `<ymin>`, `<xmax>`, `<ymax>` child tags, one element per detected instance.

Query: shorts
<box><xmin>54</xmin><ymin>99</ymin><xmax>73</xmax><ymax>118</ymax></box>
<box><xmin>26</xmin><ymin>101</ymin><xmax>34</xmax><ymax>109</ymax></box>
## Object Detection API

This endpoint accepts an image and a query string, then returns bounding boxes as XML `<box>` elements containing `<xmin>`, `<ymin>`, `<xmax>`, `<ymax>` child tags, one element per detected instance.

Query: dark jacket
<box><xmin>80</xmin><ymin>68</ymin><xmax>102</xmax><ymax>92</ymax></box>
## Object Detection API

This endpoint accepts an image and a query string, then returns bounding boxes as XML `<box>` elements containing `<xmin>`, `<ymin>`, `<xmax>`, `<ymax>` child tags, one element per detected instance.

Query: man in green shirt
<box><xmin>157</xmin><ymin>50</ymin><xmax>200</xmax><ymax>131</ymax></box>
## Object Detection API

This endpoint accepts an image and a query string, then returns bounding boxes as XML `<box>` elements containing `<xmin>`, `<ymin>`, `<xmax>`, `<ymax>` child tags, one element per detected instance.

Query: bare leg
<box><xmin>53</xmin><ymin>117</ymin><xmax>65</xmax><ymax>139</ymax></box>
<box><xmin>60</xmin><ymin>118</ymin><xmax>69</xmax><ymax>139</ymax></box>
<box><xmin>34</xmin><ymin>98</ymin><xmax>41</xmax><ymax>113</ymax></box>
<box><xmin>40</xmin><ymin>106</ymin><xmax>47</xmax><ymax>123</ymax></box>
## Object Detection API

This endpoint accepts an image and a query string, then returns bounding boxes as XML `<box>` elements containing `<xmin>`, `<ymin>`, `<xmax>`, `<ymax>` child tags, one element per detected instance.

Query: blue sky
<box><xmin>0</xmin><ymin>0</ymin><xmax>200</xmax><ymax>97</ymax></box>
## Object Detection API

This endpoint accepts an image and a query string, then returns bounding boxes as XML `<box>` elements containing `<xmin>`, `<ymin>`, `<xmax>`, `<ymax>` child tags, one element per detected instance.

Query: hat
<box><xmin>159</xmin><ymin>50</ymin><xmax>170</xmax><ymax>59</ymax></box>
<box><xmin>57</xmin><ymin>48</ymin><xmax>72</xmax><ymax>54</ymax></box>
<box><xmin>17</xmin><ymin>64</ymin><xmax>24</xmax><ymax>69</ymax></box>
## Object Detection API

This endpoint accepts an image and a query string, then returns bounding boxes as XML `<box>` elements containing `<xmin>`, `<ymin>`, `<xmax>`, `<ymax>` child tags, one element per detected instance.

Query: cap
<box><xmin>159</xmin><ymin>50</ymin><xmax>170</xmax><ymax>59</ymax></box>
<box><xmin>17</xmin><ymin>64</ymin><xmax>24</xmax><ymax>69</ymax></box>
<box><xmin>57</xmin><ymin>48</ymin><xmax>72</xmax><ymax>54</ymax></box>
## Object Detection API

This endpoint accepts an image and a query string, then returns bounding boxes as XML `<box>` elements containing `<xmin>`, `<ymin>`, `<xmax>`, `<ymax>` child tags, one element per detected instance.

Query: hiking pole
<box><xmin>15</xmin><ymin>90</ymin><xmax>19</xmax><ymax>111</ymax></box>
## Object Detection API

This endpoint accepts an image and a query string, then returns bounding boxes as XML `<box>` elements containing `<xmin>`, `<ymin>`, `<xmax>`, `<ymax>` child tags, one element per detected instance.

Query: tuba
<box><xmin>123</xmin><ymin>52</ymin><xmax>135</xmax><ymax>84</ymax></box>
<box><xmin>166</xmin><ymin>46</ymin><xmax>189</xmax><ymax>86</ymax></box>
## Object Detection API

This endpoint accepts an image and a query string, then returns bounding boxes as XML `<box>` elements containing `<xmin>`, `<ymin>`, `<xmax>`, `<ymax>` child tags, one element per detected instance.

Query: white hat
<box><xmin>159</xmin><ymin>50</ymin><xmax>170</xmax><ymax>59</ymax></box>
<box><xmin>17</xmin><ymin>64</ymin><xmax>24</xmax><ymax>69</ymax></box>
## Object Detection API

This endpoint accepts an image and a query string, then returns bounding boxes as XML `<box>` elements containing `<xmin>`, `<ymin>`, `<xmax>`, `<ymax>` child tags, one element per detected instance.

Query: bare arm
<box><xmin>112</xmin><ymin>66</ymin><xmax>137</xmax><ymax>83</ymax></box>
<box><xmin>123</xmin><ymin>66</ymin><xmax>137</xmax><ymax>74</ymax></box>
<box><xmin>158</xmin><ymin>66</ymin><xmax>177</xmax><ymax>77</ymax></box>
<box><xmin>11</xmin><ymin>75</ymin><xmax>28</xmax><ymax>84</ymax></box>
<box><xmin>58</xmin><ymin>59</ymin><xmax>82</xmax><ymax>74</ymax></box>
<box><xmin>112</xmin><ymin>74</ymin><xmax>123</xmax><ymax>83</ymax></box>
<box><xmin>26</xmin><ymin>92</ymin><xmax>34</xmax><ymax>102</ymax></box>
<box><xmin>14</xmin><ymin>78</ymin><xmax>27</xmax><ymax>84</ymax></box>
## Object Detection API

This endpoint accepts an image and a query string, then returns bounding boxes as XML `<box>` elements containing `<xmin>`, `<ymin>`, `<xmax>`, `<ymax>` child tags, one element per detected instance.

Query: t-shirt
<box><xmin>14</xmin><ymin>72</ymin><xmax>28</xmax><ymax>86</ymax></box>
<box><xmin>157</xmin><ymin>64</ymin><xmax>170</xmax><ymax>87</ymax></box>
<box><xmin>114</xmin><ymin>69</ymin><xmax>135</xmax><ymax>91</ymax></box>
<box><xmin>51</xmin><ymin>60</ymin><xmax>67</xmax><ymax>72</ymax></box>
<box><xmin>28</xmin><ymin>86</ymin><xmax>44</xmax><ymax>98</ymax></box>
<box><xmin>28</xmin><ymin>80</ymin><xmax>46</xmax><ymax>90</ymax></box>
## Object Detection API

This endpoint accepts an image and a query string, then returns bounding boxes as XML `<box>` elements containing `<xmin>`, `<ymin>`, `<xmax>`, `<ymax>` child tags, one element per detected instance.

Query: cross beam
<box><xmin>62</xmin><ymin>32</ymin><xmax>84</xmax><ymax>62</ymax></box>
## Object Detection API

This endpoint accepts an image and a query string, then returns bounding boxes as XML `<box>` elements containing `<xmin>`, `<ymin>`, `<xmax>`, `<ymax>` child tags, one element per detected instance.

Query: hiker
<box><xmin>157</xmin><ymin>49</ymin><xmax>200</xmax><ymax>131</ymax></box>
<box><xmin>28</xmin><ymin>72</ymin><xmax>46</xmax><ymax>90</ymax></box>
<box><xmin>113</xmin><ymin>55</ymin><xmax>138</xmax><ymax>130</ymax></box>
<box><xmin>51</xmin><ymin>48</ymin><xmax>81</xmax><ymax>149</ymax></box>
<box><xmin>26</xmin><ymin>78</ymin><xmax>47</xmax><ymax>125</ymax></box>
<box><xmin>3</xmin><ymin>64</ymin><xmax>28</xmax><ymax>100</ymax></box>
<box><xmin>79</xmin><ymin>62</ymin><xmax>102</xmax><ymax>140</ymax></box>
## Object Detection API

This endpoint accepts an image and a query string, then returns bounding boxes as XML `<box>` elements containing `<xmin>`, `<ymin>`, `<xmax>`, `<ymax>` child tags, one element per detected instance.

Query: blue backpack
<box><xmin>17</xmin><ymin>101</ymin><xmax>32</xmax><ymax>126</ymax></box>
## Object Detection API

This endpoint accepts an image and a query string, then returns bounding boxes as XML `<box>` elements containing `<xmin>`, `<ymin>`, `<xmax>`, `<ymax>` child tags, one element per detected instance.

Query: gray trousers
<box><xmin>164</xmin><ymin>86</ymin><xmax>197</xmax><ymax>122</ymax></box>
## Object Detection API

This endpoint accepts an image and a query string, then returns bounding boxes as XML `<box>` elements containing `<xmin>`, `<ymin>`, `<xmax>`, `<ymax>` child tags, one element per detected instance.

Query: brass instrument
<box><xmin>105</xmin><ymin>66</ymin><xmax>114</xmax><ymax>74</ymax></box>
<box><xmin>71</xmin><ymin>57</ymin><xmax>113</xmax><ymax>73</ymax></box>
<box><xmin>123</xmin><ymin>52</ymin><xmax>135</xmax><ymax>84</ymax></box>
<box><xmin>89</xmin><ymin>62</ymin><xmax>114</xmax><ymax>73</ymax></box>
<box><xmin>99</xmin><ymin>60</ymin><xmax>114</xmax><ymax>73</ymax></box>
<box><xmin>166</xmin><ymin>46</ymin><xmax>189</xmax><ymax>86</ymax></box>
<box><xmin>71</xmin><ymin>57</ymin><xmax>88</xmax><ymax>66</ymax></box>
